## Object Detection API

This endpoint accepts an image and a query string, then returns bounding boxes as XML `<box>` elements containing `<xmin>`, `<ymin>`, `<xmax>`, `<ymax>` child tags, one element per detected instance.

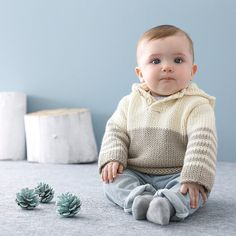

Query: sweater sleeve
<box><xmin>98</xmin><ymin>96</ymin><xmax>130</xmax><ymax>173</ymax></box>
<box><xmin>180</xmin><ymin>103</ymin><xmax>217</xmax><ymax>192</ymax></box>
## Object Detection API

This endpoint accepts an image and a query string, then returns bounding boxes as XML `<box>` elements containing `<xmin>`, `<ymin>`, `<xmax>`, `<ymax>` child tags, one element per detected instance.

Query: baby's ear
<box><xmin>191</xmin><ymin>64</ymin><xmax>198</xmax><ymax>76</ymax></box>
<box><xmin>135</xmin><ymin>67</ymin><xmax>144</xmax><ymax>82</ymax></box>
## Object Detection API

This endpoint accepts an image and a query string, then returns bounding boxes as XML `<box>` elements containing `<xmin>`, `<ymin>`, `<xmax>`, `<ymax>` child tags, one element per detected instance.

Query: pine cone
<box><xmin>16</xmin><ymin>188</ymin><xmax>39</xmax><ymax>210</ymax></box>
<box><xmin>56</xmin><ymin>192</ymin><xmax>81</xmax><ymax>217</ymax></box>
<box><xmin>35</xmin><ymin>182</ymin><xmax>54</xmax><ymax>203</ymax></box>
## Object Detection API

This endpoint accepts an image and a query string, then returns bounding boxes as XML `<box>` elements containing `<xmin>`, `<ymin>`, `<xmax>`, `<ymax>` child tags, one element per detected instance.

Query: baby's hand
<box><xmin>101</xmin><ymin>161</ymin><xmax>124</xmax><ymax>183</ymax></box>
<box><xmin>180</xmin><ymin>183</ymin><xmax>207</xmax><ymax>209</ymax></box>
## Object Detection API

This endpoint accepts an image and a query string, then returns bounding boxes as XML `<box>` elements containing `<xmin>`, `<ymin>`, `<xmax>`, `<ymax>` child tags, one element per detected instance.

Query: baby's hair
<box><xmin>137</xmin><ymin>25</ymin><xmax>194</xmax><ymax>63</ymax></box>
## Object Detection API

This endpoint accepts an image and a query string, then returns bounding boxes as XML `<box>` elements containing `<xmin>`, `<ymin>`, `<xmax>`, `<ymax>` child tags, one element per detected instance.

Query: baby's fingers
<box><xmin>199</xmin><ymin>187</ymin><xmax>208</xmax><ymax>204</ymax></box>
<box><xmin>112</xmin><ymin>162</ymin><xmax>120</xmax><ymax>179</ymax></box>
<box><xmin>118</xmin><ymin>164</ymin><xmax>124</xmax><ymax>174</ymax></box>
<box><xmin>101</xmin><ymin>165</ymin><xmax>109</xmax><ymax>183</ymax></box>
<box><xmin>107</xmin><ymin>163</ymin><xmax>114</xmax><ymax>182</ymax></box>
<box><xmin>189</xmin><ymin>188</ymin><xmax>198</xmax><ymax>209</ymax></box>
<box><xmin>180</xmin><ymin>184</ymin><xmax>188</xmax><ymax>195</ymax></box>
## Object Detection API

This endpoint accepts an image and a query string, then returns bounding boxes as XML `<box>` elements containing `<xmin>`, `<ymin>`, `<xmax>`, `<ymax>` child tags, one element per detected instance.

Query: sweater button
<box><xmin>147</xmin><ymin>98</ymin><xmax>152</xmax><ymax>105</ymax></box>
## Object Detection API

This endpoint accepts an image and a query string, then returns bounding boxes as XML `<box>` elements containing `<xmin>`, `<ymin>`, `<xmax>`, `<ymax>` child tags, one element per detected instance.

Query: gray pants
<box><xmin>103</xmin><ymin>169</ymin><xmax>205</xmax><ymax>221</ymax></box>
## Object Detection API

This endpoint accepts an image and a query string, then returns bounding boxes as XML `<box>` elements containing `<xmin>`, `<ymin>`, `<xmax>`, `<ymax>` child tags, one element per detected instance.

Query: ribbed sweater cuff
<box><xmin>98</xmin><ymin>151</ymin><xmax>127</xmax><ymax>173</ymax></box>
<box><xmin>180</xmin><ymin>164</ymin><xmax>215</xmax><ymax>192</ymax></box>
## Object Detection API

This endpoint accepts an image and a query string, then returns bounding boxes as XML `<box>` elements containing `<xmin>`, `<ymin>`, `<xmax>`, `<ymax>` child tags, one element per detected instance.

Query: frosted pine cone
<box><xmin>16</xmin><ymin>188</ymin><xmax>39</xmax><ymax>210</ymax></box>
<box><xmin>56</xmin><ymin>192</ymin><xmax>81</xmax><ymax>217</ymax></box>
<box><xmin>35</xmin><ymin>182</ymin><xmax>54</xmax><ymax>203</ymax></box>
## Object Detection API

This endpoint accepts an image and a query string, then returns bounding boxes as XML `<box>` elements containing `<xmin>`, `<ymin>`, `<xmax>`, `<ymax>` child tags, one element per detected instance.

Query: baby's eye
<box><xmin>174</xmin><ymin>57</ymin><xmax>183</xmax><ymax>64</ymax></box>
<box><xmin>152</xmin><ymin>58</ymin><xmax>161</xmax><ymax>64</ymax></box>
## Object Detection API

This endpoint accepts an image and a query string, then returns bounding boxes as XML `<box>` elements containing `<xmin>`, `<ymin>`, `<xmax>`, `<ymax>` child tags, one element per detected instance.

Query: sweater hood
<box><xmin>132</xmin><ymin>82</ymin><xmax>216</xmax><ymax>108</ymax></box>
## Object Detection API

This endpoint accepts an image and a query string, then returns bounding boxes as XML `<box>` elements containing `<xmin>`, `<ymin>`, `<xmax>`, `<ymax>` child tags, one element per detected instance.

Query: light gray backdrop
<box><xmin>0</xmin><ymin>0</ymin><xmax>235</xmax><ymax>161</ymax></box>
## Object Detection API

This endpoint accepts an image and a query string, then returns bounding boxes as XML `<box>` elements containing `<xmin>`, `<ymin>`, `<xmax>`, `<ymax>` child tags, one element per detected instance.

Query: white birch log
<box><xmin>0</xmin><ymin>92</ymin><xmax>26</xmax><ymax>160</ymax></box>
<box><xmin>24</xmin><ymin>108</ymin><xmax>98</xmax><ymax>164</ymax></box>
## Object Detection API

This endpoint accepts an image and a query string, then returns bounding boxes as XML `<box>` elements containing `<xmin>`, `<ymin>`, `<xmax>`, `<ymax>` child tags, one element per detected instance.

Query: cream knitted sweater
<box><xmin>98</xmin><ymin>83</ymin><xmax>217</xmax><ymax>192</ymax></box>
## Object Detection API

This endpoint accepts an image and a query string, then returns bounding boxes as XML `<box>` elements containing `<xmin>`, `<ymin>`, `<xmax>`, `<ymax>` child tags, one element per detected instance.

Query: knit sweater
<box><xmin>98</xmin><ymin>83</ymin><xmax>217</xmax><ymax>192</ymax></box>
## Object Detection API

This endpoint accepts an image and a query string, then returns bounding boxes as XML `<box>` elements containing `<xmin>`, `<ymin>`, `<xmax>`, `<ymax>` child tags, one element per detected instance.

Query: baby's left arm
<box><xmin>180</xmin><ymin>183</ymin><xmax>208</xmax><ymax>209</ymax></box>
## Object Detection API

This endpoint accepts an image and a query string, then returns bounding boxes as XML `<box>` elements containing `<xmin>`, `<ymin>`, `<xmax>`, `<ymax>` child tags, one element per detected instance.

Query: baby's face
<box><xmin>136</xmin><ymin>34</ymin><xmax>197</xmax><ymax>96</ymax></box>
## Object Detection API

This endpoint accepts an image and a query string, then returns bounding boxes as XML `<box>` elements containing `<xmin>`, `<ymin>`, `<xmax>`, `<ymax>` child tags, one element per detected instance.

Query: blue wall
<box><xmin>0</xmin><ymin>0</ymin><xmax>235</xmax><ymax>161</ymax></box>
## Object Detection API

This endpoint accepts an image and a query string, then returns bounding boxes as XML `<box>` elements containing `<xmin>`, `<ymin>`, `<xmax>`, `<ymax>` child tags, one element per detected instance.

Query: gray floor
<box><xmin>0</xmin><ymin>160</ymin><xmax>236</xmax><ymax>236</ymax></box>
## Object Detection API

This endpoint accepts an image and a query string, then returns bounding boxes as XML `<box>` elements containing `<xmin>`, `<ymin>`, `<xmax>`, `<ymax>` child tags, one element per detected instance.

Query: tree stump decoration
<box><xmin>24</xmin><ymin>108</ymin><xmax>97</xmax><ymax>163</ymax></box>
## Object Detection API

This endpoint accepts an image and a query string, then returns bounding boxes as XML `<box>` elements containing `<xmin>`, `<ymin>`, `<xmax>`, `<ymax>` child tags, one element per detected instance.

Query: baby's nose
<box><xmin>162</xmin><ymin>65</ymin><xmax>173</xmax><ymax>72</ymax></box>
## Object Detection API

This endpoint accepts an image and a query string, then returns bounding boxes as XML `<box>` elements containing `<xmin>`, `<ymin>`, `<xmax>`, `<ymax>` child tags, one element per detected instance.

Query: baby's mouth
<box><xmin>160</xmin><ymin>77</ymin><xmax>175</xmax><ymax>81</ymax></box>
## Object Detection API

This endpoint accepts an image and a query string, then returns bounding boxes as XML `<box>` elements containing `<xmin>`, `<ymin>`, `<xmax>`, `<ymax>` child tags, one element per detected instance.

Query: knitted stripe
<box><xmin>128</xmin><ymin>127</ymin><xmax>187</xmax><ymax>167</ymax></box>
<box><xmin>128</xmin><ymin>166</ymin><xmax>182</xmax><ymax>175</ymax></box>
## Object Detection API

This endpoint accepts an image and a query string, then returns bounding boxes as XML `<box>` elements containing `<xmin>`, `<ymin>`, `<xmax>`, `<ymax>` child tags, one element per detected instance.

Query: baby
<box><xmin>98</xmin><ymin>25</ymin><xmax>217</xmax><ymax>225</ymax></box>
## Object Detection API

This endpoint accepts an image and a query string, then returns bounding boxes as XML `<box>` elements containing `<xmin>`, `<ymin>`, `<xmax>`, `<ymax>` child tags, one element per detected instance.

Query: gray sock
<box><xmin>146</xmin><ymin>197</ymin><xmax>175</xmax><ymax>225</ymax></box>
<box><xmin>132</xmin><ymin>194</ymin><xmax>153</xmax><ymax>220</ymax></box>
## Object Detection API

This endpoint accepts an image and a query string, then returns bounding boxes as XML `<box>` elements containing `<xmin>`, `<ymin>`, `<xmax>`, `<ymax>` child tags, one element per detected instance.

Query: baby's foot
<box><xmin>132</xmin><ymin>194</ymin><xmax>153</xmax><ymax>220</ymax></box>
<box><xmin>146</xmin><ymin>197</ymin><xmax>174</xmax><ymax>225</ymax></box>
